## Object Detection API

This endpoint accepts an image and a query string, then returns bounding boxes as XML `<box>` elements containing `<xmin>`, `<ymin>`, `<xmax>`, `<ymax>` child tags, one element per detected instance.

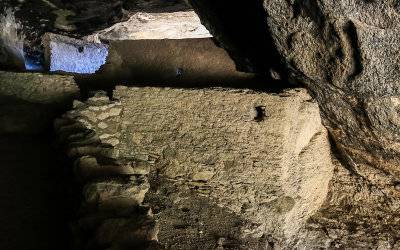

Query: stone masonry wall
<box><xmin>61</xmin><ymin>86</ymin><xmax>335</xmax><ymax>245</ymax></box>
<box><xmin>114</xmin><ymin>86</ymin><xmax>334</xmax><ymax>241</ymax></box>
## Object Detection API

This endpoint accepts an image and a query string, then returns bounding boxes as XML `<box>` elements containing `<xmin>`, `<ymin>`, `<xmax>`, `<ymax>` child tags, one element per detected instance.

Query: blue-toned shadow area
<box><xmin>50</xmin><ymin>41</ymin><xmax>109</xmax><ymax>74</ymax></box>
<box><xmin>25</xmin><ymin>57</ymin><xmax>44</xmax><ymax>71</ymax></box>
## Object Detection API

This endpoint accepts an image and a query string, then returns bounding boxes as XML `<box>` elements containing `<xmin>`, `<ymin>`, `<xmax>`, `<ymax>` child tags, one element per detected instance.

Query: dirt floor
<box><xmin>0</xmin><ymin>133</ymin><xmax>70</xmax><ymax>250</ymax></box>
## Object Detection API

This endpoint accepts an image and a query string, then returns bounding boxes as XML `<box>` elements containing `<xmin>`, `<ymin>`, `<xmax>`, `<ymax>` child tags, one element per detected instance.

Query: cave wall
<box><xmin>188</xmin><ymin>0</ymin><xmax>400</xmax><ymax>200</ymax></box>
<box><xmin>95</xmin><ymin>38</ymin><xmax>256</xmax><ymax>86</ymax></box>
<box><xmin>264</xmin><ymin>1</ymin><xmax>400</xmax><ymax>198</ymax></box>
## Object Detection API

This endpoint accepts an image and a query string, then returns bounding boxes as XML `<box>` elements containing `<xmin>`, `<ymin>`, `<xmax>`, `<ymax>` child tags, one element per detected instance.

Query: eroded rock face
<box><xmin>295</xmin><ymin>160</ymin><xmax>400</xmax><ymax>249</ymax></box>
<box><xmin>60</xmin><ymin>87</ymin><xmax>335</xmax><ymax>246</ymax></box>
<box><xmin>263</xmin><ymin>0</ymin><xmax>400</xmax><ymax>198</ymax></box>
<box><xmin>189</xmin><ymin>0</ymin><xmax>400</xmax><ymax>199</ymax></box>
<box><xmin>84</xmin><ymin>11</ymin><xmax>211</xmax><ymax>41</ymax></box>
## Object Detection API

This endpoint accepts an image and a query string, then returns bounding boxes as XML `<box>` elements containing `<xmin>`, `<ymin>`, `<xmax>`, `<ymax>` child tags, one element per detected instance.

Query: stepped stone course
<box><xmin>55</xmin><ymin>92</ymin><xmax>159</xmax><ymax>249</ymax></box>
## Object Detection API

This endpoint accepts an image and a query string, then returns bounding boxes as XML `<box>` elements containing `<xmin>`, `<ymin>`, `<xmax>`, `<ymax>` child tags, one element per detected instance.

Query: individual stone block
<box><xmin>92</xmin><ymin>216</ymin><xmax>159</xmax><ymax>249</ymax></box>
<box><xmin>42</xmin><ymin>33</ymin><xmax>108</xmax><ymax>73</ymax></box>
<box><xmin>73</xmin><ymin>155</ymin><xmax>136</xmax><ymax>182</ymax></box>
<box><xmin>85</xmin><ymin>11</ymin><xmax>212</xmax><ymax>41</ymax></box>
<box><xmin>82</xmin><ymin>176</ymin><xmax>150</xmax><ymax>213</ymax></box>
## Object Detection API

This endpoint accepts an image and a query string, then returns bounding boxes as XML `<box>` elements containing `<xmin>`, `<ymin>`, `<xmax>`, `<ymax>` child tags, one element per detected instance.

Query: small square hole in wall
<box><xmin>254</xmin><ymin>106</ymin><xmax>266</xmax><ymax>122</ymax></box>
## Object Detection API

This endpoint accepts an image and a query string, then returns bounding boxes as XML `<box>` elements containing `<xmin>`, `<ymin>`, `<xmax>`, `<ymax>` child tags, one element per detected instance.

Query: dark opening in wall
<box><xmin>254</xmin><ymin>106</ymin><xmax>266</xmax><ymax>122</ymax></box>
<box><xmin>268</xmin><ymin>241</ymin><xmax>275</xmax><ymax>248</ymax></box>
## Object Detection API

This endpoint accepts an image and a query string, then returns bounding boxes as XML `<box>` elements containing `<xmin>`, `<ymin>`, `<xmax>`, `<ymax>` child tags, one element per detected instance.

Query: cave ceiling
<box><xmin>0</xmin><ymin>0</ymin><xmax>192</xmax><ymax>51</ymax></box>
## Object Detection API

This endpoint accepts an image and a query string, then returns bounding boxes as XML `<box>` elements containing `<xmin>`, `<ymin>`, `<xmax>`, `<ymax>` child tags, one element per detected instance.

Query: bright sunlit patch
<box><xmin>49</xmin><ymin>38</ymin><xmax>108</xmax><ymax>74</ymax></box>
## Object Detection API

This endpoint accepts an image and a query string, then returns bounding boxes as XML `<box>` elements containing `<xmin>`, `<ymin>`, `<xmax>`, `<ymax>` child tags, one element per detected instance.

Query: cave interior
<box><xmin>0</xmin><ymin>0</ymin><xmax>399</xmax><ymax>249</ymax></box>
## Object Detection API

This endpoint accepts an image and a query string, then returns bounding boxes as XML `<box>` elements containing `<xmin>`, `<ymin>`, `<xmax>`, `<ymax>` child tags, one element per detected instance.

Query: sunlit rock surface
<box><xmin>43</xmin><ymin>33</ymin><xmax>108</xmax><ymax>73</ymax></box>
<box><xmin>59</xmin><ymin>87</ymin><xmax>335</xmax><ymax>247</ymax></box>
<box><xmin>85</xmin><ymin>11</ymin><xmax>211</xmax><ymax>42</ymax></box>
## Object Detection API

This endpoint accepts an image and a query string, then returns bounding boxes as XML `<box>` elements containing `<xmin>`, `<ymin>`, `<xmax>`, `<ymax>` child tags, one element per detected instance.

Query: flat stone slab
<box><xmin>85</xmin><ymin>11</ymin><xmax>212</xmax><ymax>41</ymax></box>
<box><xmin>43</xmin><ymin>33</ymin><xmax>109</xmax><ymax>74</ymax></box>
<box><xmin>0</xmin><ymin>70</ymin><xmax>79</xmax><ymax>104</ymax></box>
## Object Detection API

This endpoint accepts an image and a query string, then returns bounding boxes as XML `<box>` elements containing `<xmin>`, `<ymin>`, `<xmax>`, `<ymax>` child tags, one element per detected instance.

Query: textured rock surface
<box><xmin>189</xmin><ymin>0</ymin><xmax>400</xmax><ymax>200</ymax></box>
<box><xmin>60</xmin><ymin>87</ymin><xmax>335</xmax><ymax>246</ymax></box>
<box><xmin>0</xmin><ymin>71</ymin><xmax>79</xmax><ymax>133</ymax></box>
<box><xmin>294</xmin><ymin>160</ymin><xmax>400</xmax><ymax>249</ymax></box>
<box><xmin>0</xmin><ymin>8</ymin><xmax>26</xmax><ymax>70</ymax></box>
<box><xmin>55</xmin><ymin>93</ymin><xmax>160</xmax><ymax>249</ymax></box>
<box><xmin>0</xmin><ymin>0</ymin><xmax>191</xmax><ymax>43</ymax></box>
<box><xmin>84</xmin><ymin>11</ymin><xmax>211</xmax><ymax>41</ymax></box>
<box><xmin>58</xmin><ymin>87</ymin><xmax>400</xmax><ymax>248</ymax></box>
<box><xmin>263</xmin><ymin>0</ymin><xmax>400</xmax><ymax>198</ymax></box>
<box><xmin>114</xmin><ymin>86</ymin><xmax>334</xmax><ymax>242</ymax></box>
<box><xmin>0</xmin><ymin>70</ymin><xmax>78</xmax><ymax>104</ymax></box>
<box><xmin>43</xmin><ymin>33</ymin><xmax>109</xmax><ymax>73</ymax></box>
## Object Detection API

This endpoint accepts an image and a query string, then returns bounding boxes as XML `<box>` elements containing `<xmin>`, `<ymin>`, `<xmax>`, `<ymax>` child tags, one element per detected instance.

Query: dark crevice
<box><xmin>287</xmin><ymin>33</ymin><xmax>295</xmax><ymax>49</ymax></box>
<box><xmin>188</xmin><ymin>0</ymin><xmax>290</xmax><ymax>80</ymax></box>
<box><xmin>326</xmin><ymin>130</ymin><xmax>358</xmax><ymax>176</ymax></box>
<box><xmin>343</xmin><ymin>21</ymin><xmax>363</xmax><ymax>80</ymax></box>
